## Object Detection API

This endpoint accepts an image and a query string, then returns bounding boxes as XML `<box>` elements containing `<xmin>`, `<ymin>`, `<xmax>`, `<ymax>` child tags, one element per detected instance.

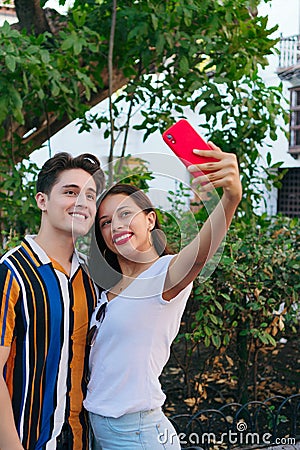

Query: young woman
<box><xmin>84</xmin><ymin>143</ymin><xmax>242</xmax><ymax>450</ymax></box>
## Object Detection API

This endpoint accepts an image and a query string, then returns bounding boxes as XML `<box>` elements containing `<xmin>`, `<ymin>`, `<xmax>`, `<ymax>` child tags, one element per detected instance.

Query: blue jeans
<box><xmin>89</xmin><ymin>408</ymin><xmax>181</xmax><ymax>450</ymax></box>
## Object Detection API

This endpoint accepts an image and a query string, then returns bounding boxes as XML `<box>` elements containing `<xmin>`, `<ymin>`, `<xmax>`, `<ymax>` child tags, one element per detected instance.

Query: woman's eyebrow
<box><xmin>99</xmin><ymin>214</ymin><xmax>108</xmax><ymax>221</ymax></box>
<box><xmin>99</xmin><ymin>205</ymin><xmax>130</xmax><ymax>221</ymax></box>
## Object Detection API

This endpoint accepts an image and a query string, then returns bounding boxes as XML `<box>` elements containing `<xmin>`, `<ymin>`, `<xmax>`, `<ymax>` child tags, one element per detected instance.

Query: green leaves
<box><xmin>69</xmin><ymin>0</ymin><xmax>285</xmax><ymax>219</ymax></box>
<box><xmin>0</xmin><ymin>160</ymin><xmax>40</xmax><ymax>250</ymax></box>
<box><xmin>203</xmin><ymin>215</ymin><xmax>298</xmax><ymax>345</ymax></box>
<box><xmin>167</xmin><ymin>198</ymin><xmax>299</xmax><ymax>367</ymax></box>
<box><xmin>0</xmin><ymin>16</ymin><xmax>102</xmax><ymax>152</ymax></box>
<box><xmin>61</xmin><ymin>30</ymin><xmax>87</xmax><ymax>55</ymax></box>
<box><xmin>5</xmin><ymin>54</ymin><xmax>16</xmax><ymax>72</ymax></box>
<box><xmin>167</xmin><ymin>208</ymin><xmax>299</xmax><ymax>402</ymax></box>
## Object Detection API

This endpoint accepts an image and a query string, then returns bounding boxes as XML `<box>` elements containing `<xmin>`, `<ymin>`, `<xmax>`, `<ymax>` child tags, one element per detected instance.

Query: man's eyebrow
<box><xmin>87</xmin><ymin>186</ymin><xmax>97</xmax><ymax>194</ymax></box>
<box><xmin>61</xmin><ymin>184</ymin><xmax>97</xmax><ymax>193</ymax></box>
<box><xmin>62</xmin><ymin>184</ymin><xmax>80</xmax><ymax>189</ymax></box>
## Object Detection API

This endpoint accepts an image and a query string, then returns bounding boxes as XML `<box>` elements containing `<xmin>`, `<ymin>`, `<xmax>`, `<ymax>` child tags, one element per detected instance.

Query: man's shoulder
<box><xmin>0</xmin><ymin>244</ymin><xmax>24</xmax><ymax>281</ymax></box>
<box><xmin>0</xmin><ymin>243</ymin><xmax>23</xmax><ymax>264</ymax></box>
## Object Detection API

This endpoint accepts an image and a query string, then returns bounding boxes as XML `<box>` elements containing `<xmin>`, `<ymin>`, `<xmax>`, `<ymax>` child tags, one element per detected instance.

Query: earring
<box><xmin>149</xmin><ymin>229</ymin><xmax>153</xmax><ymax>247</ymax></box>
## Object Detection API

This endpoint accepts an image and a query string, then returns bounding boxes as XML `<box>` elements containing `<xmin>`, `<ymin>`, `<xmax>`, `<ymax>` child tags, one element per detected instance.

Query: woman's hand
<box><xmin>187</xmin><ymin>141</ymin><xmax>242</xmax><ymax>204</ymax></box>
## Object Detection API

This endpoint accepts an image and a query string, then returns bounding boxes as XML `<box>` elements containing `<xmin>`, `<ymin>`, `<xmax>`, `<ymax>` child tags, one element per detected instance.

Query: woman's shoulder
<box><xmin>136</xmin><ymin>255</ymin><xmax>175</xmax><ymax>286</ymax></box>
<box><xmin>147</xmin><ymin>254</ymin><xmax>175</xmax><ymax>274</ymax></box>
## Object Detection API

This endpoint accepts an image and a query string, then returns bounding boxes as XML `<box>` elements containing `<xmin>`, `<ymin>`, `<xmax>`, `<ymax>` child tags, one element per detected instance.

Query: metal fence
<box><xmin>170</xmin><ymin>394</ymin><xmax>300</xmax><ymax>449</ymax></box>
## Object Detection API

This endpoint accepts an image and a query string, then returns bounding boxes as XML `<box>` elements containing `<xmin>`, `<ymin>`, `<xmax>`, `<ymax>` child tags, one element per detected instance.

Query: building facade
<box><xmin>276</xmin><ymin>34</ymin><xmax>300</xmax><ymax>217</ymax></box>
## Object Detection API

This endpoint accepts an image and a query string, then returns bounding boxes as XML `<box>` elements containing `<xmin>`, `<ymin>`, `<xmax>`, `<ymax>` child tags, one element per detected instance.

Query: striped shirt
<box><xmin>0</xmin><ymin>236</ymin><xmax>98</xmax><ymax>450</ymax></box>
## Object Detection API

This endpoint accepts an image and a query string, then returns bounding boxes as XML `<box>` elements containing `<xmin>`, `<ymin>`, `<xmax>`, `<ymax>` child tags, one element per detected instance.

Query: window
<box><xmin>289</xmin><ymin>87</ymin><xmax>300</xmax><ymax>159</ymax></box>
<box><xmin>277</xmin><ymin>168</ymin><xmax>300</xmax><ymax>217</ymax></box>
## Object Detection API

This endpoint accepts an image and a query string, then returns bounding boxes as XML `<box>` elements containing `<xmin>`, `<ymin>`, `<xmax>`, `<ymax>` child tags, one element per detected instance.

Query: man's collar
<box><xmin>23</xmin><ymin>235</ymin><xmax>80</xmax><ymax>275</ymax></box>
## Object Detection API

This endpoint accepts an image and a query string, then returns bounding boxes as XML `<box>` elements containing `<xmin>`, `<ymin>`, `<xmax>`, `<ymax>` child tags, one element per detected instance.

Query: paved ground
<box><xmin>264</xmin><ymin>444</ymin><xmax>300</xmax><ymax>450</ymax></box>
<box><xmin>183</xmin><ymin>441</ymin><xmax>300</xmax><ymax>449</ymax></box>
<box><xmin>232</xmin><ymin>443</ymin><xmax>300</xmax><ymax>450</ymax></box>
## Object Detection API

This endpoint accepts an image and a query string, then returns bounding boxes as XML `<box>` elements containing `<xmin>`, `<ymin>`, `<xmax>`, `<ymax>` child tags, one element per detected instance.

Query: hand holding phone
<box><xmin>162</xmin><ymin>119</ymin><xmax>218</xmax><ymax>177</ymax></box>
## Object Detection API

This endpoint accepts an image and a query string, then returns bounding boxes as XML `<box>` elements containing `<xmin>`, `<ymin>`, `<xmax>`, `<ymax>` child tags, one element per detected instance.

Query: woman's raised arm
<box><xmin>163</xmin><ymin>142</ymin><xmax>242</xmax><ymax>301</ymax></box>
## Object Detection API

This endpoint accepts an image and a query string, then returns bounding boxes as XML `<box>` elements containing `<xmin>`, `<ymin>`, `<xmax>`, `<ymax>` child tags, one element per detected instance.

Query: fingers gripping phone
<box><xmin>162</xmin><ymin>119</ymin><xmax>218</xmax><ymax>177</ymax></box>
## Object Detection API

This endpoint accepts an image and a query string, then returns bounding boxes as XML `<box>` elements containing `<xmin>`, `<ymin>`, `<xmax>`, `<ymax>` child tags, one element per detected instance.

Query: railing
<box><xmin>278</xmin><ymin>34</ymin><xmax>300</xmax><ymax>69</ymax></box>
<box><xmin>170</xmin><ymin>394</ymin><xmax>300</xmax><ymax>449</ymax></box>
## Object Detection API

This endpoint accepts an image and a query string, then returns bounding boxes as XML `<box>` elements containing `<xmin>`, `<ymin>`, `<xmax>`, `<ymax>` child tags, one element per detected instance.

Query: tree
<box><xmin>1</xmin><ymin>0</ymin><xmax>286</xmax><ymax>175</ymax></box>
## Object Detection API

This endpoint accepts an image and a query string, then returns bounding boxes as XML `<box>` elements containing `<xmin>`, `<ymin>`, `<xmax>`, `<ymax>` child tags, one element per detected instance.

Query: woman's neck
<box><xmin>106</xmin><ymin>250</ymin><xmax>160</xmax><ymax>301</ymax></box>
<box><xmin>117</xmin><ymin>248</ymin><xmax>159</xmax><ymax>278</ymax></box>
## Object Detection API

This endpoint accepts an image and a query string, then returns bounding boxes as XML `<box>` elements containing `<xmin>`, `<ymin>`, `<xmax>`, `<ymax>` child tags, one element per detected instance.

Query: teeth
<box><xmin>114</xmin><ymin>233</ymin><xmax>132</xmax><ymax>243</ymax></box>
<box><xmin>71</xmin><ymin>213</ymin><xmax>87</xmax><ymax>219</ymax></box>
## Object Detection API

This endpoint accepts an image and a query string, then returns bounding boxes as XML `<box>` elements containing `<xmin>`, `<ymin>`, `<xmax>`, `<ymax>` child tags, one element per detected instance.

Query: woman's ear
<box><xmin>35</xmin><ymin>192</ymin><xmax>47</xmax><ymax>212</ymax></box>
<box><xmin>147</xmin><ymin>211</ymin><xmax>157</xmax><ymax>231</ymax></box>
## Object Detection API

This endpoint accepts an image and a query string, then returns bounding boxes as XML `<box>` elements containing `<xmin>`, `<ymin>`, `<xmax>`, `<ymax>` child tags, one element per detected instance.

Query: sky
<box><xmin>259</xmin><ymin>0</ymin><xmax>299</xmax><ymax>36</ymax></box>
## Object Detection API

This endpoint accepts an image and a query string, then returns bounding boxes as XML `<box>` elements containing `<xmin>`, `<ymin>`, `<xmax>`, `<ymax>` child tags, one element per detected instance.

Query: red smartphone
<box><xmin>162</xmin><ymin>119</ymin><xmax>218</xmax><ymax>176</ymax></box>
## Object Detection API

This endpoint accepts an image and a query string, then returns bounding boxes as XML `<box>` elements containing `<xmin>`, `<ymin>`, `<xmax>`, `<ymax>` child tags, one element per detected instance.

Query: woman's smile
<box><xmin>113</xmin><ymin>232</ymin><xmax>134</xmax><ymax>245</ymax></box>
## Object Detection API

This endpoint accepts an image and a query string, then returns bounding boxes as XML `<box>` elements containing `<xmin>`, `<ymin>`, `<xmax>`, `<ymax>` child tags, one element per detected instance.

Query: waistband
<box><xmin>91</xmin><ymin>407</ymin><xmax>162</xmax><ymax>420</ymax></box>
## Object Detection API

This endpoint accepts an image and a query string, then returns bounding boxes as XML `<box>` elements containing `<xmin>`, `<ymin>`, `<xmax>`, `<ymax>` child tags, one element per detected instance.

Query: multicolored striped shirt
<box><xmin>0</xmin><ymin>236</ymin><xmax>98</xmax><ymax>450</ymax></box>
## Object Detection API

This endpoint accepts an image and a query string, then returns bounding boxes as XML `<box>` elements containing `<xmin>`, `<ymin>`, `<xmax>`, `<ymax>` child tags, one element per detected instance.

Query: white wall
<box><xmin>0</xmin><ymin>4</ymin><xmax>17</xmax><ymax>26</ymax></box>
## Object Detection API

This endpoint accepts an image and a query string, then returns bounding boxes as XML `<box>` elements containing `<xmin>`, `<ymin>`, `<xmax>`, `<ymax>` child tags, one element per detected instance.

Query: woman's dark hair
<box><xmin>88</xmin><ymin>184</ymin><xmax>172</xmax><ymax>289</ymax></box>
<box><xmin>36</xmin><ymin>152</ymin><xmax>105</xmax><ymax>196</ymax></box>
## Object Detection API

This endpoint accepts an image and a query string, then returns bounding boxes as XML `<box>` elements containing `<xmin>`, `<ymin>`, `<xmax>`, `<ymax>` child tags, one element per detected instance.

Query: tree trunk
<box><xmin>237</xmin><ymin>330</ymin><xmax>249</xmax><ymax>404</ymax></box>
<box><xmin>14</xmin><ymin>0</ymin><xmax>51</xmax><ymax>34</ymax></box>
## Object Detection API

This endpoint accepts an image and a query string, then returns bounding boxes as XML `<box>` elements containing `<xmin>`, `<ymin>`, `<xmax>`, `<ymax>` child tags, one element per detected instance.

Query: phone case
<box><xmin>162</xmin><ymin>119</ymin><xmax>218</xmax><ymax>176</ymax></box>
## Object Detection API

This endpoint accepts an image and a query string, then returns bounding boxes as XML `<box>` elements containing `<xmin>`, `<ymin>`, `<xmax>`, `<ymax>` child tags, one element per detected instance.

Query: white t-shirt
<box><xmin>84</xmin><ymin>255</ymin><xmax>193</xmax><ymax>418</ymax></box>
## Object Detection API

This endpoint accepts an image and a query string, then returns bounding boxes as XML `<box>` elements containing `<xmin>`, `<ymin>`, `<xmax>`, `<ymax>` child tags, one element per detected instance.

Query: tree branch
<box><xmin>13</xmin><ymin>67</ymin><xmax>128</xmax><ymax>162</ymax></box>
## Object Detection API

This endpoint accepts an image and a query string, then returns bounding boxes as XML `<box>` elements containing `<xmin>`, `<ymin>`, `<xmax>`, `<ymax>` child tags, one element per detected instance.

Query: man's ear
<box><xmin>35</xmin><ymin>192</ymin><xmax>47</xmax><ymax>212</ymax></box>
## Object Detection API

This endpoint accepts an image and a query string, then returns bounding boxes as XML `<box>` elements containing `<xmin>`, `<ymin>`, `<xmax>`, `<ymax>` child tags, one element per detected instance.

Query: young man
<box><xmin>0</xmin><ymin>152</ymin><xmax>105</xmax><ymax>450</ymax></box>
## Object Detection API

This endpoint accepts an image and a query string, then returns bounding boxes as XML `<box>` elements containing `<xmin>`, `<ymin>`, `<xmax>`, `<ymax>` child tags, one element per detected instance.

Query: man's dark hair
<box><xmin>36</xmin><ymin>152</ymin><xmax>105</xmax><ymax>196</ymax></box>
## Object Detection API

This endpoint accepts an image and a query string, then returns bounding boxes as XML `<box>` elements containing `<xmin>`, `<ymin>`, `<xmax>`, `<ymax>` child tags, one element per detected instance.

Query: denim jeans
<box><xmin>89</xmin><ymin>408</ymin><xmax>181</xmax><ymax>450</ymax></box>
